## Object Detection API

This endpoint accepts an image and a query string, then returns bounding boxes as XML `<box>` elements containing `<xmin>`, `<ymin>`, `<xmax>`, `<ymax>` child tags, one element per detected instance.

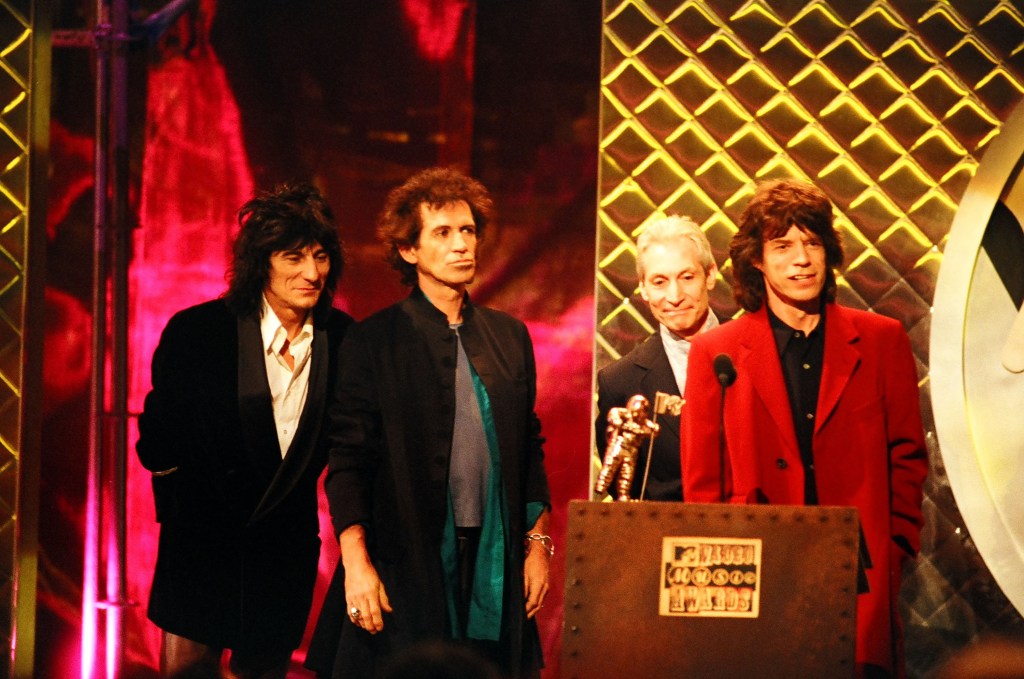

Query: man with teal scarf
<box><xmin>306</xmin><ymin>167</ymin><xmax>552</xmax><ymax>679</ymax></box>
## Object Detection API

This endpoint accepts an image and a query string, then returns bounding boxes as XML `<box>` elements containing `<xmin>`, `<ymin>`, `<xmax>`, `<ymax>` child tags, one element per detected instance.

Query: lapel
<box><xmin>815</xmin><ymin>304</ymin><xmax>859</xmax><ymax>434</ymax></box>
<box><xmin>737</xmin><ymin>309</ymin><xmax>799</xmax><ymax>457</ymax></box>
<box><xmin>250</xmin><ymin>311</ymin><xmax>331</xmax><ymax>523</ymax></box>
<box><xmin>634</xmin><ymin>334</ymin><xmax>680</xmax><ymax>439</ymax></box>
<box><xmin>237</xmin><ymin>313</ymin><xmax>282</xmax><ymax>488</ymax></box>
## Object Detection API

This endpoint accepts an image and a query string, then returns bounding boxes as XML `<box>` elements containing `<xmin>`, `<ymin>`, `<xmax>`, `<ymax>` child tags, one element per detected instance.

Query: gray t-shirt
<box><xmin>448</xmin><ymin>325</ymin><xmax>491</xmax><ymax>527</ymax></box>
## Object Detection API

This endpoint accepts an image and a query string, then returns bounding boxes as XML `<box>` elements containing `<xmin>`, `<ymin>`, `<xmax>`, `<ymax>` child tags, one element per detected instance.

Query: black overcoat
<box><xmin>136</xmin><ymin>299</ymin><xmax>352</xmax><ymax>653</ymax></box>
<box><xmin>306</xmin><ymin>290</ymin><xmax>550</xmax><ymax>678</ymax></box>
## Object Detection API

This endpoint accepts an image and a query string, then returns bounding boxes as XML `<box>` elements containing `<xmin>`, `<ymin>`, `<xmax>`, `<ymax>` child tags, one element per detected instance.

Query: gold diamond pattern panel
<box><xmin>0</xmin><ymin>0</ymin><xmax>30</xmax><ymax>666</ymax></box>
<box><xmin>597</xmin><ymin>1</ymin><xmax>1024</xmax><ymax>675</ymax></box>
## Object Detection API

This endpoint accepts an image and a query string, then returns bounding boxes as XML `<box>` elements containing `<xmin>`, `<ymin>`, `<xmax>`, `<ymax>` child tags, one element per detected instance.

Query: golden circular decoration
<box><xmin>931</xmin><ymin>101</ymin><xmax>1024</xmax><ymax>616</ymax></box>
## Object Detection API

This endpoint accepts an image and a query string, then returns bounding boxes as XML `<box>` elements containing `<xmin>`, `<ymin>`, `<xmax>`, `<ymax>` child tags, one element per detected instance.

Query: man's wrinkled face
<box><xmin>265</xmin><ymin>243</ymin><xmax>329</xmax><ymax>317</ymax></box>
<box><xmin>400</xmin><ymin>201</ymin><xmax>478</xmax><ymax>291</ymax></box>
<box><xmin>756</xmin><ymin>224</ymin><xmax>826</xmax><ymax>314</ymax></box>
<box><xmin>639</xmin><ymin>238</ymin><xmax>716</xmax><ymax>339</ymax></box>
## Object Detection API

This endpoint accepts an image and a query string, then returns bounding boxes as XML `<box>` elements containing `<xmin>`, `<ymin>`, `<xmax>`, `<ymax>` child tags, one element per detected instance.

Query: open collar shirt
<box><xmin>661</xmin><ymin>310</ymin><xmax>720</xmax><ymax>397</ymax></box>
<box><xmin>260</xmin><ymin>296</ymin><xmax>314</xmax><ymax>457</ymax></box>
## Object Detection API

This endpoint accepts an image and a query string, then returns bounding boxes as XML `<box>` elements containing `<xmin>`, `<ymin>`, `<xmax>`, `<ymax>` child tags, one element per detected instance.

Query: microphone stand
<box><xmin>718</xmin><ymin>380</ymin><xmax>726</xmax><ymax>503</ymax></box>
<box><xmin>712</xmin><ymin>354</ymin><xmax>735</xmax><ymax>503</ymax></box>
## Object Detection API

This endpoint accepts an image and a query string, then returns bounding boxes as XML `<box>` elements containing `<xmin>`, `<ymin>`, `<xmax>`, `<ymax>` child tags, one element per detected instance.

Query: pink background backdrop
<box><xmin>41</xmin><ymin>1</ymin><xmax>600</xmax><ymax>675</ymax></box>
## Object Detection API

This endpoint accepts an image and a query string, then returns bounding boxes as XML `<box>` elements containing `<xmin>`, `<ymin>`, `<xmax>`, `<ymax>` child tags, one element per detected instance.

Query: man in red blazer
<box><xmin>681</xmin><ymin>178</ymin><xmax>928</xmax><ymax>678</ymax></box>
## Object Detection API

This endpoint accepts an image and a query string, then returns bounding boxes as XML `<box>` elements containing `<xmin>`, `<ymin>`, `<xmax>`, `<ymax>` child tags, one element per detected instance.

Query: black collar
<box><xmin>766</xmin><ymin>301</ymin><xmax>825</xmax><ymax>353</ymax></box>
<box><xmin>403</xmin><ymin>286</ymin><xmax>474</xmax><ymax>326</ymax></box>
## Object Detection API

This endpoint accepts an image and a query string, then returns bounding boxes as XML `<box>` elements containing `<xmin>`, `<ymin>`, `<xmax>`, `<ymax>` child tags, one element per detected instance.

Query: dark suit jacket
<box><xmin>306</xmin><ymin>289</ymin><xmax>550</xmax><ymax>679</ymax></box>
<box><xmin>136</xmin><ymin>299</ymin><xmax>353</xmax><ymax>653</ymax></box>
<box><xmin>683</xmin><ymin>304</ymin><xmax>928</xmax><ymax>674</ymax></box>
<box><xmin>596</xmin><ymin>333</ymin><xmax>683</xmax><ymax>500</ymax></box>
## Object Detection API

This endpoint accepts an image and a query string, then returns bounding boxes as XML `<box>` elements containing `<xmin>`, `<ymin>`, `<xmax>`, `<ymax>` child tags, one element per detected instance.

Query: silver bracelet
<box><xmin>525</xmin><ymin>532</ymin><xmax>554</xmax><ymax>557</ymax></box>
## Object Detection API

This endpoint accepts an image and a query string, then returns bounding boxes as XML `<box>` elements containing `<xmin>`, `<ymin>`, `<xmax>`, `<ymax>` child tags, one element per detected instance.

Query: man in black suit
<box><xmin>306</xmin><ymin>167</ymin><xmax>551</xmax><ymax>679</ymax></box>
<box><xmin>136</xmin><ymin>183</ymin><xmax>353</xmax><ymax>678</ymax></box>
<box><xmin>595</xmin><ymin>215</ymin><xmax>718</xmax><ymax>501</ymax></box>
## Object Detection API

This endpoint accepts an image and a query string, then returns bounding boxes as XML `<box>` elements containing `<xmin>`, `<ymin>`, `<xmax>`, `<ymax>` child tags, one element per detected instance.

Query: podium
<box><xmin>561</xmin><ymin>500</ymin><xmax>860</xmax><ymax>679</ymax></box>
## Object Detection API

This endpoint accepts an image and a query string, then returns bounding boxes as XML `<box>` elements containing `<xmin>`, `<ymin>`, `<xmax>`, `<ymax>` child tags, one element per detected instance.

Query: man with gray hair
<box><xmin>595</xmin><ymin>215</ymin><xmax>718</xmax><ymax>500</ymax></box>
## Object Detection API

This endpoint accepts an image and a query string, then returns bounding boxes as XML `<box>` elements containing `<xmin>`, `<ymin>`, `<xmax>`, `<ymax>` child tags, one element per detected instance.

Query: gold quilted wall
<box><xmin>597</xmin><ymin>1</ymin><xmax>1024</xmax><ymax>674</ymax></box>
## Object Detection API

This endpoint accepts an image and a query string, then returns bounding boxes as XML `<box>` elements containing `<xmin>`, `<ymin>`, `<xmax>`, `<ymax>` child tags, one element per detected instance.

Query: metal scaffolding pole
<box><xmin>79</xmin><ymin>0</ymin><xmax>130</xmax><ymax>675</ymax></box>
<box><xmin>80</xmin><ymin>0</ymin><xmax>110</xmax><ymax>672</ymax></box>
<box><xmin>105</xmin><ymin>0</ymin><xmax>131</xmax><ymax>674</ymax></box>
<box><xmin>55</xmin><ymin>0</ymin><xmax>199</xmax><ymax>674</ymax></box>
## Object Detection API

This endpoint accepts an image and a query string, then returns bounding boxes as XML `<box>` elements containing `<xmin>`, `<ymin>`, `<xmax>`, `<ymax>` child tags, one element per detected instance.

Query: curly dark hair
<box><xmin>729</xmin><ymin>178</ymin><xmax>844</xmax><ymax>312</ymax></box>
<box><xmin>377</xmin><ymin>167</ymin><xmax>494</xmax><ymax>286</ymax></box>
<box><xmin>223</xmin><ymin>183</ymin><xmax>344</xmax><ymax>317</ymax></box>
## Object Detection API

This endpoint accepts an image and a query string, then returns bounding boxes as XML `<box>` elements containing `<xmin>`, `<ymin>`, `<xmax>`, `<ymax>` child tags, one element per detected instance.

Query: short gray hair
<box><xmin>635</xmin><ymin>215</ymin><xmax>714</xmax><ymax>280</ymax></box>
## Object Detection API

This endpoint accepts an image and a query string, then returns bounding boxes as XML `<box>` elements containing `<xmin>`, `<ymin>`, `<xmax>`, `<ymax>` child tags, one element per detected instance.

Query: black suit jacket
<box><xmin>596</xmin><ymin>333</ymin><xmax>683</xmax><ymax>501</ymax></box>
<box><xmin>136</xmin><ymin>299</ymin><xmax>353</xmax><ymax>652</ymax></box>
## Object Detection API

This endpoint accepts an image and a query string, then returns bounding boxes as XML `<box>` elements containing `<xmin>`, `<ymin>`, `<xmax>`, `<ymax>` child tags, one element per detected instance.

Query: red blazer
<box><xmin>682</xmin><ymin>304</ymin><xmax>928</xmax><ymax>674</ymax></box>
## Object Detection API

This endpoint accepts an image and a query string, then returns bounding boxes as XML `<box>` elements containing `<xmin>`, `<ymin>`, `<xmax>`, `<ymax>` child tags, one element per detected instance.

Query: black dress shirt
<box><xmin>768</xmin><ymin>305</ymin><xmax>825</xmax><ymax>505</ymax></box>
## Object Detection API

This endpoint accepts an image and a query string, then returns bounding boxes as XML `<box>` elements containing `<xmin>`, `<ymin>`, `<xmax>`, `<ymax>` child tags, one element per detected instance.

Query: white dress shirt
<box><xmin>661</xmin><ymin>311</ymin><xmax>720</xmax><ymax>396</ymax></box>
<box><xmin>260</xmin><ymin>296</ymin><xmax>314</xmax><ymax>458</ymax></box>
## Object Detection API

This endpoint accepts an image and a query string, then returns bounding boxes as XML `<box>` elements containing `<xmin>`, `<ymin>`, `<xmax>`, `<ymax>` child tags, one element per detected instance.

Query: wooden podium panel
<box><xmin>561</xmin><ymin>500</ymin><xmax>859</xmax><ymax>679</ymax></box>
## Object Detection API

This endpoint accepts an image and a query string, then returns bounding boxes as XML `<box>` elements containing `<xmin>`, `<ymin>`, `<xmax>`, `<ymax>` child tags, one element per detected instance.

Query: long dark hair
<box><xmin>729</xmin><ymin>178</ymin><xmax>844</xmax><ymax>312</ymax></box>
<box><xmin>223</xmin><ymin>183</ymin><xmax>344</xmax><ymax>317</ymax></box>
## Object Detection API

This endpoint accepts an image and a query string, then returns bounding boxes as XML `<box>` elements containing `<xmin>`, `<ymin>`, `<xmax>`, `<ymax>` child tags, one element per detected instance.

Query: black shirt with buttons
<box><xmin>767</xmin><ymin>304</ymin><xmax>825</xmax><ymax>505</ymax></box>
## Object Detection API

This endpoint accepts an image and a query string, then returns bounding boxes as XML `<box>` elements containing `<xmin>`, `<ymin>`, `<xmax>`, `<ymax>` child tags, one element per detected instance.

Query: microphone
<box><xmin>713</xmin><ymin>354</ymin><xmax>736</xmax><ymax>502</ymax></box>
<box><xmin>714</xmin><ymin>353</ymin><xmax>736</xmax><ymax>387</ymax></box>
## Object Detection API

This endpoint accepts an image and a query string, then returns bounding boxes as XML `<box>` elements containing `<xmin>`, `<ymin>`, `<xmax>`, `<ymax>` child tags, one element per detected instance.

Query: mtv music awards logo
<box><xmin>660</xmin><ymin>537</ymin><xmax>761</xmax><ymax>618</ymax></box>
